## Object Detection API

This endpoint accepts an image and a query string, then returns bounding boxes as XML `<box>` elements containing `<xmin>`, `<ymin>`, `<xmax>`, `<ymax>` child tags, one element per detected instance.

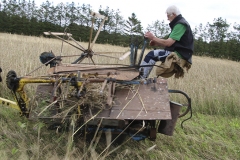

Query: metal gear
<box><xmin>6</xmin><ymin>70</ymin><xmax>19</xmax><ymax>92</ymax></box>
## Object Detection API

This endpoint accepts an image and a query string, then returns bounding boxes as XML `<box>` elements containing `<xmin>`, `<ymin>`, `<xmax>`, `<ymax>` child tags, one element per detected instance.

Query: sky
<box><xmin>36</xmin><ymin>0</ymin><xmax>240</xmax><ymax>30</ymax></box>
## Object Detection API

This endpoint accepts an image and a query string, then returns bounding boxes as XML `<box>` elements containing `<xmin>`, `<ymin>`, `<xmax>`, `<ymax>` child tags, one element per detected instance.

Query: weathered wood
<box><xmin>50</xmin><ymin>64</ymin><xmax>139</xmax><ymax>80</ymax></box>
<box><xmin>89</xmin><ymin>78</ymin><xmax>172</xmax><ymax>120</ymax></box>
<box><xmin>91</xmin><ymin>11</ymin><xmax>108</xmax><ymax>20</ymax></box>
<box><xmin>119</xmin><ymin>51</ymin><xmax>131</xmax><ymax>60</ymax></box>
<box><xmin>43</xmin><ymin>32</ymin><xmax>72</xmax><ymax>36</ymax></box>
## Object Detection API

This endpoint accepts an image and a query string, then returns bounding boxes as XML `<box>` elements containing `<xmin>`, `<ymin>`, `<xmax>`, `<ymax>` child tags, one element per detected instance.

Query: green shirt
<box><xmin>169</xmin><ymin>24</ymin><xmax>186</xmax><ymax>58</ymax></box>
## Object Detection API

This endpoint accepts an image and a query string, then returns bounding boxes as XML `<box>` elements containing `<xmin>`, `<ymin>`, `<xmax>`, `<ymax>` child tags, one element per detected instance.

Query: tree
<box><xmin>146</xmin><ymin>20</ymin><xmax>169</xmax><ymax>38</ymax></box>
<box><xmin>124</xmin><ymin>13</ymin><xmax>143</xmax><ymax>36</ymax></box>
<box><xmin>208</xmin><ymin>17</ymin><xmax>230</xmax><ymax>42</ymax></box>
<box><xmin>111</xmin><ymin>9</ymin><xmax>125</xmax><ymax>34</ymax></box>
<box><xmin>37</xmin><ymin>0</ymin><xmax>54</xmax><ymax>23</ymax></box>
<box><xmin>65</xmin><ymin>2</ymin><xmax>78</xmax><ymax>25</ymax></box>
<box><xmin>208</xmin><ymin>17</ymin><xmax>230</xmax><ymax>57</ymax></box>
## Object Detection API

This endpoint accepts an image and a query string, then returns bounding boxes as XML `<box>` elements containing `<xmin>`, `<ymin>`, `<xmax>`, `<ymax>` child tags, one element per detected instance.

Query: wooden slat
<box><xmin>93</xmin><ymin>78</ymin><xmax>172</xmax><ymax>120</ymax></box>
<box><xmin>53</xmin><ymin>64</ymin><xmax>139</xmax><ymax>80</ymax></box>
<box><xmin>43</xmin><ymin>32</ymin><xmax>72</xmax><ymax>36</ymax></box>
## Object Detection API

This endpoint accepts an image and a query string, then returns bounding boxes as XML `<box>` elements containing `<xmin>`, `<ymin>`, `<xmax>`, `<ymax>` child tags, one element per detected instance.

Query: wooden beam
<box><xmin>43</xmin><ymin>32</ymin><xmax>72</xmax><ymax>36</ymax></box>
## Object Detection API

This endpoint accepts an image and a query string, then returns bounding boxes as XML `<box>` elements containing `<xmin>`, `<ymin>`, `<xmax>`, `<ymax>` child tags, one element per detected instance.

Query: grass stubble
<box><xmin>0</xmin><ymin>33</ymin><xmax>240</xmax><ymax>159</ymax></box>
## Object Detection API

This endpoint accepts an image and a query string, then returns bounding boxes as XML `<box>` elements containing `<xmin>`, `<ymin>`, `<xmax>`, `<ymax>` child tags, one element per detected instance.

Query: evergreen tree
<box><xmin>146</xmin><ymin>20</ymin><xmax>169</xmax><ymax>38</ymax></box>
<box><xmin>124</xmin><ymin>13</ymin><xmax>143</xmax><ymax>36</ymax></box>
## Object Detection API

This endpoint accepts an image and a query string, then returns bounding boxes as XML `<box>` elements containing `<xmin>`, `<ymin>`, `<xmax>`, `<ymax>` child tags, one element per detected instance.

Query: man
<box><xmin>140</xmin><ymin>5</ymin><xmax>194</xmax><ymax>78</ymax></box>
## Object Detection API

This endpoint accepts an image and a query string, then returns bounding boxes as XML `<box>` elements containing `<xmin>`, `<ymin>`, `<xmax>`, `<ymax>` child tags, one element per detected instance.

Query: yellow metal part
<box><xmin>0</xmin><ymin>97</ymin><xmax>20</xmax><ymax>111</ymax></box>
<box><xmin>12</xmin><ymin>76</ymin><xmax>83</xmax><ymax>115</ymax></box>
<box><xmin>16</xmin><ymin>78</ymin><xmax>56</xmax><ymax>92</ymax></box>
<box><xmin>76</xmin><ymin>81</ymin><xmax>83</xmax><ymax>87</ymax></box>
<box><xmin>15</xmin><ymin>78</ymin><xmax>56</xmax><ymax>113</ymax></box>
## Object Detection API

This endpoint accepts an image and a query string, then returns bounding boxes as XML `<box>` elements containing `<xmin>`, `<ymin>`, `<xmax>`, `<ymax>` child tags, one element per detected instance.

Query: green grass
<box><xmin>1</xmin><ymin>107</ymin><xmax>239</xmax><ymax>159</ymax></box>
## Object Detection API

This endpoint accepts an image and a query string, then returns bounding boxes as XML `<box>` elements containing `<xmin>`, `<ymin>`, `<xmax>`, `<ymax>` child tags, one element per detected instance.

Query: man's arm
<box><xmin>145</xmin><ymin>24</ymin><xmax>186</xmax><ymax>47</ymax></box>
<box><xmin>149</xmin><ymin>37</ymin><xmax>175</xmax><ymax>47</ymax></box>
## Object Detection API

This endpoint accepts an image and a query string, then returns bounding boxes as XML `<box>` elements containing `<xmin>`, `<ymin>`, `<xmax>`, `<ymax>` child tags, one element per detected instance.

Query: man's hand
<box><xmin>145</xmin><ymin>32</ymin><xmax>157</xmax><ymax>46</ymax></box>
<box><xmin>149</xmin><ymin>40</ymin><xmax>156</xmax><ymax>46</ymax></box>
<box><xmin>144</xmin><ymin>31</ymin><xmax>155</xmax><ymax>41</ymax></box>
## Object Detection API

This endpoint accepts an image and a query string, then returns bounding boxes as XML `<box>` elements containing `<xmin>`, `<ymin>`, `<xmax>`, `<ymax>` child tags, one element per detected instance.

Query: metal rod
<box><xmin>137</xmin><ymin>38</ymin><xmax>148</xmax><ymax>67</ymax></box>
<box><xmin>47</xmin><ymin>32</ymin><xmax>85</xmax><ymax>52</ymax></box>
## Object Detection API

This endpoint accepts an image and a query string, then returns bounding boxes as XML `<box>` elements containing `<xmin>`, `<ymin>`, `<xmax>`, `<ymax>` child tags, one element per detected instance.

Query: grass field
<box><xmin>0</xmin><ymin>33</ymin><xmax>240</xmax><ymax>159</ymax></box>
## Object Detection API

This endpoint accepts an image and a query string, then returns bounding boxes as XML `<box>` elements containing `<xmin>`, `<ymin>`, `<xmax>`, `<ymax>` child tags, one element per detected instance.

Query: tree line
<box><xmin>1</xmin><ymin>0</ymin><xmax>240</xmax><ymax>61</ymax></box>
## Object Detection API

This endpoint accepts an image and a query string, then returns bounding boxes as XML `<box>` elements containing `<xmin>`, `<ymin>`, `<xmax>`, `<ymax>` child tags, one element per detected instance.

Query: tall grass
<box><xmin>0</xmin><ymin>33</ymin><xmax>240</xmax><ymax>159</ymax></box>
<box><xmin>165</xmin><ymin>56</ymin><xmax>240</xmax><ymax>116</ymax></box>
<box><xmin>1</xmin><ymin>33</ymin><xmax>240</xmax><ymax>117</ymax></box>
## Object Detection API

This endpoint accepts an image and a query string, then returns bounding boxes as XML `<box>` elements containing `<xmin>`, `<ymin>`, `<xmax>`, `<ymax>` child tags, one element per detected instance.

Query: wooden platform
<box><xmin>91</xmin><ymin>77</ymin><xmax>172</xmax><ymax>120</ymax></box>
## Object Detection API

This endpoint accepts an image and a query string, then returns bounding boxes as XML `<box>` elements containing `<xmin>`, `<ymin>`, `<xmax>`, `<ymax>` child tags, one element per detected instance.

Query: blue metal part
<box><xmin>130</xmin><ymin>43</ymin><xmax>135</xmax><ymax>66</ymax></box>
<box><xmin>137</xmin><ymin>38</ymin><xmax>148</xmax><ymax>66</ymax></box>
<box><xmin>133</xmin><ymin>45</ymin><xmax>138</xmax><ymax>66</ymax></box>
<box><xmin>129</xmin><ymin>133</ymin><xmax>147</xmax><ymax>141</ymax></box>
<box><xmin>86</xmin><ymin>127</ymin><xmax>148</xmax><ymax>141</ymax></box>
<box><xmin>117</xmin><ymin>80</ymin><xmax>141</xmax><ymax>85</ymax></box>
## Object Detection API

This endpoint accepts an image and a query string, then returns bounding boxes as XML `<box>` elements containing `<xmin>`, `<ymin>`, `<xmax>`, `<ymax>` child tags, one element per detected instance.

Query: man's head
<box><xmin>166</xmin><ymin>5</ymin><xmax>181</xmax><ymax>22</ymax></box>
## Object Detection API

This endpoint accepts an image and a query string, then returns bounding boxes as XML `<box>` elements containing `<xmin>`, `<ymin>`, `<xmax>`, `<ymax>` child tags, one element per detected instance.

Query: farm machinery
<box><xmin>0</xmin><ymin>12</ymin><xmax>192</xmax><ymax>143</ymax></box>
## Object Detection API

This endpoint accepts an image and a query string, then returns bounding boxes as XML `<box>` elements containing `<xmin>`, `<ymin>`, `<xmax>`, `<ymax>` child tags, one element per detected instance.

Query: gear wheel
<box><xmin>6</xmin><ymin>70</ymin><xmax>19</xmax><ymax>92</ymax></box>
<box><xmin>39</xmin><ymin>51</ymin><xmax>56</xmax><ymax>67</ymax></box>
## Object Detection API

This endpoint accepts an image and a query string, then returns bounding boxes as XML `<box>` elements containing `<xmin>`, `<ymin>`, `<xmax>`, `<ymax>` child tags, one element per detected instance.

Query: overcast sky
<box><xmin>36</xmin><ymin>0</ymin><xmax>240</xmax><ymax>30</ymax></box>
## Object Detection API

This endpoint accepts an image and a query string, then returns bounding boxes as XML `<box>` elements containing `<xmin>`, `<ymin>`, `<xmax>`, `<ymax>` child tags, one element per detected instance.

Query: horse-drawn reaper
<box><xmin>0</xmin><ymin>12</ymin><xmax>192</xmax><ymax>145</ymax></box>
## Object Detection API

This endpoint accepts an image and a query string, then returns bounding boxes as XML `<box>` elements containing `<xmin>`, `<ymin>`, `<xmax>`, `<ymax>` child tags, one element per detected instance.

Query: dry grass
<box><xmin>0</xmin><ymin>33</ymin><xmax>131</xmax><ymax>76</ymax></box>
<box><xmin>165</xmin><ymin>56</ymin><xmax>240</xmax><ymax>116</ymax></box>
<box><xmin>0</xmin><ymin>33</ymin><xmax>240</xmax><ymax>159</ymax></box>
